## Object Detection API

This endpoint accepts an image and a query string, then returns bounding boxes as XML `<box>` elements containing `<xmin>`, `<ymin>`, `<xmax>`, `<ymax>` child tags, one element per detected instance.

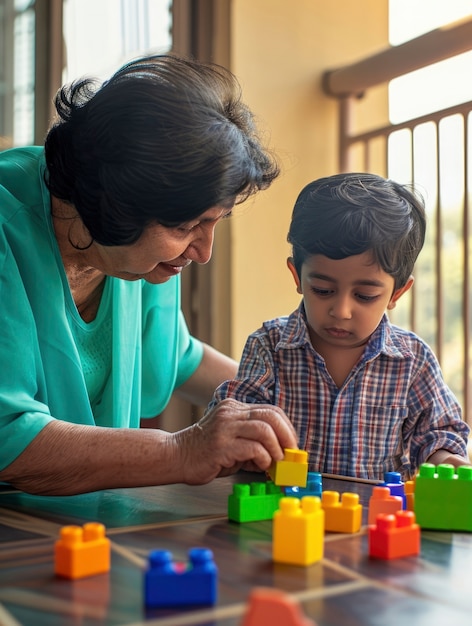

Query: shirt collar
<box><xmin>275</xmin><ymin>303</ymin><xmax>412</xmax><ymax>362</ymax></box>
<box><xmin>275</xmin><ymin>302</ymin><xmax>313</xmax><ymax>351</ymax></box>
<box><xmin>362</xmin><ymin>314</ymin><xmax>413</xmax><ymax>361</ymax></box>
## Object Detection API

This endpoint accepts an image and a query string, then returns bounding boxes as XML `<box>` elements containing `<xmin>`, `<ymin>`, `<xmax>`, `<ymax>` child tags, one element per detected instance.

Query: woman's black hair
<box><xmin>45</xmin><ymin>54</ymin><xmax>279</xmax><ymax>246</ymax></box>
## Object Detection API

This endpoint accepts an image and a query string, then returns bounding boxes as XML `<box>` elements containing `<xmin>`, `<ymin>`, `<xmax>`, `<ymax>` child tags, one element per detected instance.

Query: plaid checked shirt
<box><xmin>210</xmin><ymin>303</ymin><xmax>469</xmax><ymax>480</ymax></box>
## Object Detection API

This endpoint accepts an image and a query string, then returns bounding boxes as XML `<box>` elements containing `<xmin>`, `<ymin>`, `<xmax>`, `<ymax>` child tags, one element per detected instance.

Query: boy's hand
<box><xmin>426</xmin><ymin>449</ymin><xmax>471</xmax><ymax>468</ymax></box>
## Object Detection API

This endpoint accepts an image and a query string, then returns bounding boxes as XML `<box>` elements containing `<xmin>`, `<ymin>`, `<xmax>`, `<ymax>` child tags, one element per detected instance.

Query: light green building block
<box><xmin>228</xmin><ymin>481</ymin><xmax>283</xmax><ymax>523</ymax></box>
<box><xmin>414</xmin><ymin>463</ymin><xmax>472</xmax><ymax>531</ymax></box>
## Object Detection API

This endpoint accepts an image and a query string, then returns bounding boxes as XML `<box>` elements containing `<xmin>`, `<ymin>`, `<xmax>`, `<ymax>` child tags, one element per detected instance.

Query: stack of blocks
<box><xmin>379</xmin><ymin>472</ymin><xmax>406</xmax><ymax>508</ymax></box>
<box><xmin>53</xmin><ymin>451</ymin><xmax>433</xmax><ymax>613</ymax></box>
<box><xmin>144</xmin><ymin>548</ymin><xmax>218</xmax><ymax>608</ymax></box>
<box><xmin>368</xmin><ymin>510</ymin><xmax>420</xmax><ymax>559</ymax></box>
<box><xmin>272</xmin><ymin>496</ymin><xmax>324</xmax><ymax>566</ymax></box>
<box><xmin>228</xmin><ymin>481</ymin><xmax>283</xmax><ymax>522</ymax></box>
<box><xmin>54</xmin><ymin>522</ymin><xmax>110</xmax><ymax>579</ymax></box>
<box><xmin>414</xmin><ymin>463</ymin><xmax>472</xmax><ymax>531</ymax></box>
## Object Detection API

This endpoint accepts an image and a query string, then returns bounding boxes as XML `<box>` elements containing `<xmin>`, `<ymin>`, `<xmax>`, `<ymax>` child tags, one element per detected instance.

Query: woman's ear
<box><xmin>287</xmin><ymin>257</ymin><xmax>302</xmax><ymax>294</ymax></box>
<box><xmin>387</xmin><ymin>276</ymin><xmax>414</xmax><ymax>310</ymax></box>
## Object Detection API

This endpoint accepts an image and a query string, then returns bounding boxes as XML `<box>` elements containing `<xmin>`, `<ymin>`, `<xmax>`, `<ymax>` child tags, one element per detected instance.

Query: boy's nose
<box><xmin>329</xmin><ymin>297</ymin><xmax>353</xmax><ymax>320</ymax></box>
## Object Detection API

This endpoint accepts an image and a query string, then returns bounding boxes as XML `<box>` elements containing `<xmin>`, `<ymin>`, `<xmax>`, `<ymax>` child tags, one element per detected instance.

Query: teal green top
<box><xmin>0</xmin><ymin>147</ymin><xmax>204</xmax><ymax>470</ymax></box>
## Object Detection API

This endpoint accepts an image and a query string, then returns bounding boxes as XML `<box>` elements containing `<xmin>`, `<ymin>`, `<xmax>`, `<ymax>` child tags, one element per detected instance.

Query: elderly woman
<box><xmin>0</xmin><ymin>54</ymin><xmax>297</xmax><ymax>495</ymax></box>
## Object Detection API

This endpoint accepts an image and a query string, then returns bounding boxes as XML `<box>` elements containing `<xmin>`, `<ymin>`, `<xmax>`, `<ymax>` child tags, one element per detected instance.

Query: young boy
<box><xmin>208</xmin><ymin>173</ymin><xmax>470</xmax><ymax>480</ymax></box>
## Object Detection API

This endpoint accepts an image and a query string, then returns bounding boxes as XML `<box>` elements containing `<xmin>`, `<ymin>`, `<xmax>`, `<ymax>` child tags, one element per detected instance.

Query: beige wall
<box><xmin>227</xmin><ymin>0</ymin><xmax>390</xmax><ymax>357</ymax></box>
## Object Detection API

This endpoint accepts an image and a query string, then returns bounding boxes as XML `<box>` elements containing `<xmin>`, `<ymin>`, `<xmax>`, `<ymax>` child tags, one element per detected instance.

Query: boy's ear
<box><xmin>287</xmin><ymin>257</ymin><xmax>302</xmax><ymax>294</ymax></box>
<box><xmin>387</xmin><ymin>276</ymin><xmax>414</xmax><ymax>310</ymax></box>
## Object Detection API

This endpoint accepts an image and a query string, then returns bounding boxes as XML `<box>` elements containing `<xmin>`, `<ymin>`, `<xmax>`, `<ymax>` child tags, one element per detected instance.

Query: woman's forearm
<box><xmin>0</xmin><ymin>420</ymin><xmax>184</xmax><ymax>495</ymax></box>
<box><xmin>0</xmin><ymin>399</ymin><xmax>298</xmax><ymax>496</ymax></box>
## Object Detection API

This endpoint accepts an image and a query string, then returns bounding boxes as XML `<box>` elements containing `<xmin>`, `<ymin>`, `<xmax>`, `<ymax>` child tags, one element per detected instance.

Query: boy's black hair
<box><xmin>287</xmin><ymin>172</ymin><xmax>426</xmax><ymax>289</ymax></box>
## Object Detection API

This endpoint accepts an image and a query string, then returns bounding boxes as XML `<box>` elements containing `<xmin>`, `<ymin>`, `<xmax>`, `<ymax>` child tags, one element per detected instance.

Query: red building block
<box><xmin>55</xmin><ymin>522</ymin><xmax>110</xmax><ymax>579</ymax></box>
<box><xmin>241</xmin><ymin>587</ymin><xmax>317</xmax><ymax>626</ymax></box>
<box><xmin>368</xmin><ymin>510</ymin><xmax>420</xmax><ymax>559</ymax></box>
<box><xmin>367</xmin><ymin>486</ymin><xmax>403</xmax><ymax>525</ymax></box>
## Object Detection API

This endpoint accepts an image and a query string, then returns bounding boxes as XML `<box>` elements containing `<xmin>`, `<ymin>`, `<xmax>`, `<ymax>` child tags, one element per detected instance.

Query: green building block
<box><xmin>228</xmin><ymin>481</ymin><xmax>283</xmax><ymax>523</ymax></box>
<box><xmin>414</xmin><ymin>463</ymin><xmax>472</xmax><ymax>531</ymax></box>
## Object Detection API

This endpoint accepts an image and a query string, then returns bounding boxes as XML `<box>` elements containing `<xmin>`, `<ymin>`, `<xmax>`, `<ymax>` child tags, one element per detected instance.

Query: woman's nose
<box><xmin>185</xmin><ymin>225</ymin><xmax>215</xmax><ymax>265</ymax></box>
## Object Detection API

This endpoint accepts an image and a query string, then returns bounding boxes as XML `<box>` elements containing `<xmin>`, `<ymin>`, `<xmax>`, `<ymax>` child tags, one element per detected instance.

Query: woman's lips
<box><xmin>160</xmin><ymin>261</ymin><xmax>191</xmax><ymax>275</ymax></box>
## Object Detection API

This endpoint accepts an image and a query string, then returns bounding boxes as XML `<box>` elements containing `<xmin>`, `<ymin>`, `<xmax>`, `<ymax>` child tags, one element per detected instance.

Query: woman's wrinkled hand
<box><xmin>172</xmin><ymin>399</ymin><xmax>298</xmax><ymax>485</ymax></box>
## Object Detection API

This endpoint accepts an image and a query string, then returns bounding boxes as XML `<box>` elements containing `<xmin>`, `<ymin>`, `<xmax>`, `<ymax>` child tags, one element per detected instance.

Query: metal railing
<box><xmin>322</xmin><ymin>18</ymin><xmax>472</xmax><ymax>424</ymax></box>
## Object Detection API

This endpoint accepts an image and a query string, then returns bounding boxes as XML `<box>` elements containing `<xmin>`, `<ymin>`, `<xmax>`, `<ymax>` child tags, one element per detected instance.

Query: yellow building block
<box><xmin>321</xmin><ymin>491</ymin><xmax>362</xmax><ymax>533</ymax></box>
<box><xmin>55</xmin><ymin>522</ymin><xmax>111</xmax><ymax>579</ymax></box>
<box><xmin>273</xmin><ymin>496</ymin><xmax>324</xmax><ymax>566</ymax></box>
<box><xmin>268</xmin><ymin>448</ymin><xmax>308</xmax><ymax>487</ymax></box>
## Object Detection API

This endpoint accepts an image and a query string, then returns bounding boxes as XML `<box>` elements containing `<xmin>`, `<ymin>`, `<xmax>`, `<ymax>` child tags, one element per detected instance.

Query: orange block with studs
<box><xmin>369</xmin><ymin>510</ymin><xmax>420</xmax><ymax>559</ymax></box>
<box><xmin>367</xmin><ymin>486</ymin><xmax>403</xmax><ymax>525</ymax></box>
<box><xmin>241</xmin><ymin>587</ymin><xmax>317</xmax><ymax>626</ymax></box>
<box><xmin>321</xmin><ymin>491</ymin><xmax>362</xmax><ymax>533</ymax></box>
<box><xmin>55</xmin><ymin>522</ymin><xmax>111</xmax><ymax>579</ymax></box>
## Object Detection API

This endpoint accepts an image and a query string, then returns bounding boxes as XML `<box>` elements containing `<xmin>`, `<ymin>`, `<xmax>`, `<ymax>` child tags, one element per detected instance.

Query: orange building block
<box><xmin>321</xmin><ymin>491</ymin><xmax>362</xmax><ymax>533</ymax></box>
<box><xmin>273</xmin><ymin>496</ymin><xmax>324</xmax><ymax>566</ymax></box>
<box><xmin>241</xmin><ymin>587</ymin><xmax>317</xmax><ymax>626</ymax></box>
<box><xmin>368</xmin><ymin>510</ymin><xmax>420</xmax><ymax>559</ymax></box>
<box><xmin>268</xmin><ymin>449</ymin><xmax>308</xmax><ymax>487</ymax></box>
<box><xmin>404</xmin><ymin>480</ymin><xmax>415</xmax><ymax>511</ymax></box>
<box><xmin>55</xmin><ymin>522</ymin><xmax>111</xmax><ymax>579</ymax></box>
<box><xmin>367</xmin><ymin>486</ymin><xmax>403</xmax><ymax>525</ymax></box>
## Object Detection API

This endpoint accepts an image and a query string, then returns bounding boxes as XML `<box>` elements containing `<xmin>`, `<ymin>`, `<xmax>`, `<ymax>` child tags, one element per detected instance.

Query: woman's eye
<box><xmin>178</xmin><ymin>223</ymin><xmax>198</xmax><ymax>233</ymax></box>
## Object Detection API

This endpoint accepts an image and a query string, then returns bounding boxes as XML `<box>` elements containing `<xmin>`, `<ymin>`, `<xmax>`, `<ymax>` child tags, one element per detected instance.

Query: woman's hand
<box><xmin>172</xmin><ymin>398</ymin><xmax>299</xmax><ymax>485</ymax></box>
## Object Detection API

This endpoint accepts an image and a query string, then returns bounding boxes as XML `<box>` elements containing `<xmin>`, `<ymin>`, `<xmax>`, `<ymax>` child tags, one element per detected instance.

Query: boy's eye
<box><xmin>311</xmin><ymin>287</ymin><xmax>332</xmax><ymax>296</ymax></box>
<box><xmin>356</xmin><ymin>293</ymin><xmax>379</xmax><ymax>302</ymax></box>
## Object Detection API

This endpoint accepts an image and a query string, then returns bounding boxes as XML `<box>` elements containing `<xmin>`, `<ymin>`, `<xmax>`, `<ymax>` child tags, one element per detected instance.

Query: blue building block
<box><xmin>284</xmin><ymin>472</ymin><xmax>322</xmax><ymax>499</ymax></box>
<box><xmin>380</xmin><ymin>471</ymin><xmax>406</xmax><ymax>509</ymax></box>
<box><xmin>144</xmin><ymin>547</ymin><xmax>218</xmax><ymax>607</ymax></box>
<box><xmin>228</xmin><ymin>481</ymin><xmax>283</xmax><ymax>522</ymax></box>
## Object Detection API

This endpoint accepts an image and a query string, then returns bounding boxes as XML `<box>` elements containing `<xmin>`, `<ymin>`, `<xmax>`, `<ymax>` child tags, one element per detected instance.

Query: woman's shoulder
<box><xmin>0</xmin><ymin>146</ymin><xmax>44</xmax><ymax>178</ymax></box>
<box><xmin>0</xmin><ymin>147</ymin><xmax>46</xmax><ymax>219</ymax></box>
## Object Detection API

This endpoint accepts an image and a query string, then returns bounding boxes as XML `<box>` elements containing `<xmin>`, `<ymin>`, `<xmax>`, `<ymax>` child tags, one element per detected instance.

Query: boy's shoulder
<box><xmin>386</xmin><ymin>321</ymin><xmax>436</xmax><ymax>361</ymax></box>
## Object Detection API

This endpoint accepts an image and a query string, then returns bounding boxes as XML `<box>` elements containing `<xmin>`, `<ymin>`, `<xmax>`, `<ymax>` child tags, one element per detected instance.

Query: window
<box><xmin>62</xmin><ymin>0</ymin><xmax>172</xmax><ymax>82</ymax></box>
<box><xmin>388</xmin><ymin>0</ymin><xmax>472</xmax><ymax>417</ymax></box>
